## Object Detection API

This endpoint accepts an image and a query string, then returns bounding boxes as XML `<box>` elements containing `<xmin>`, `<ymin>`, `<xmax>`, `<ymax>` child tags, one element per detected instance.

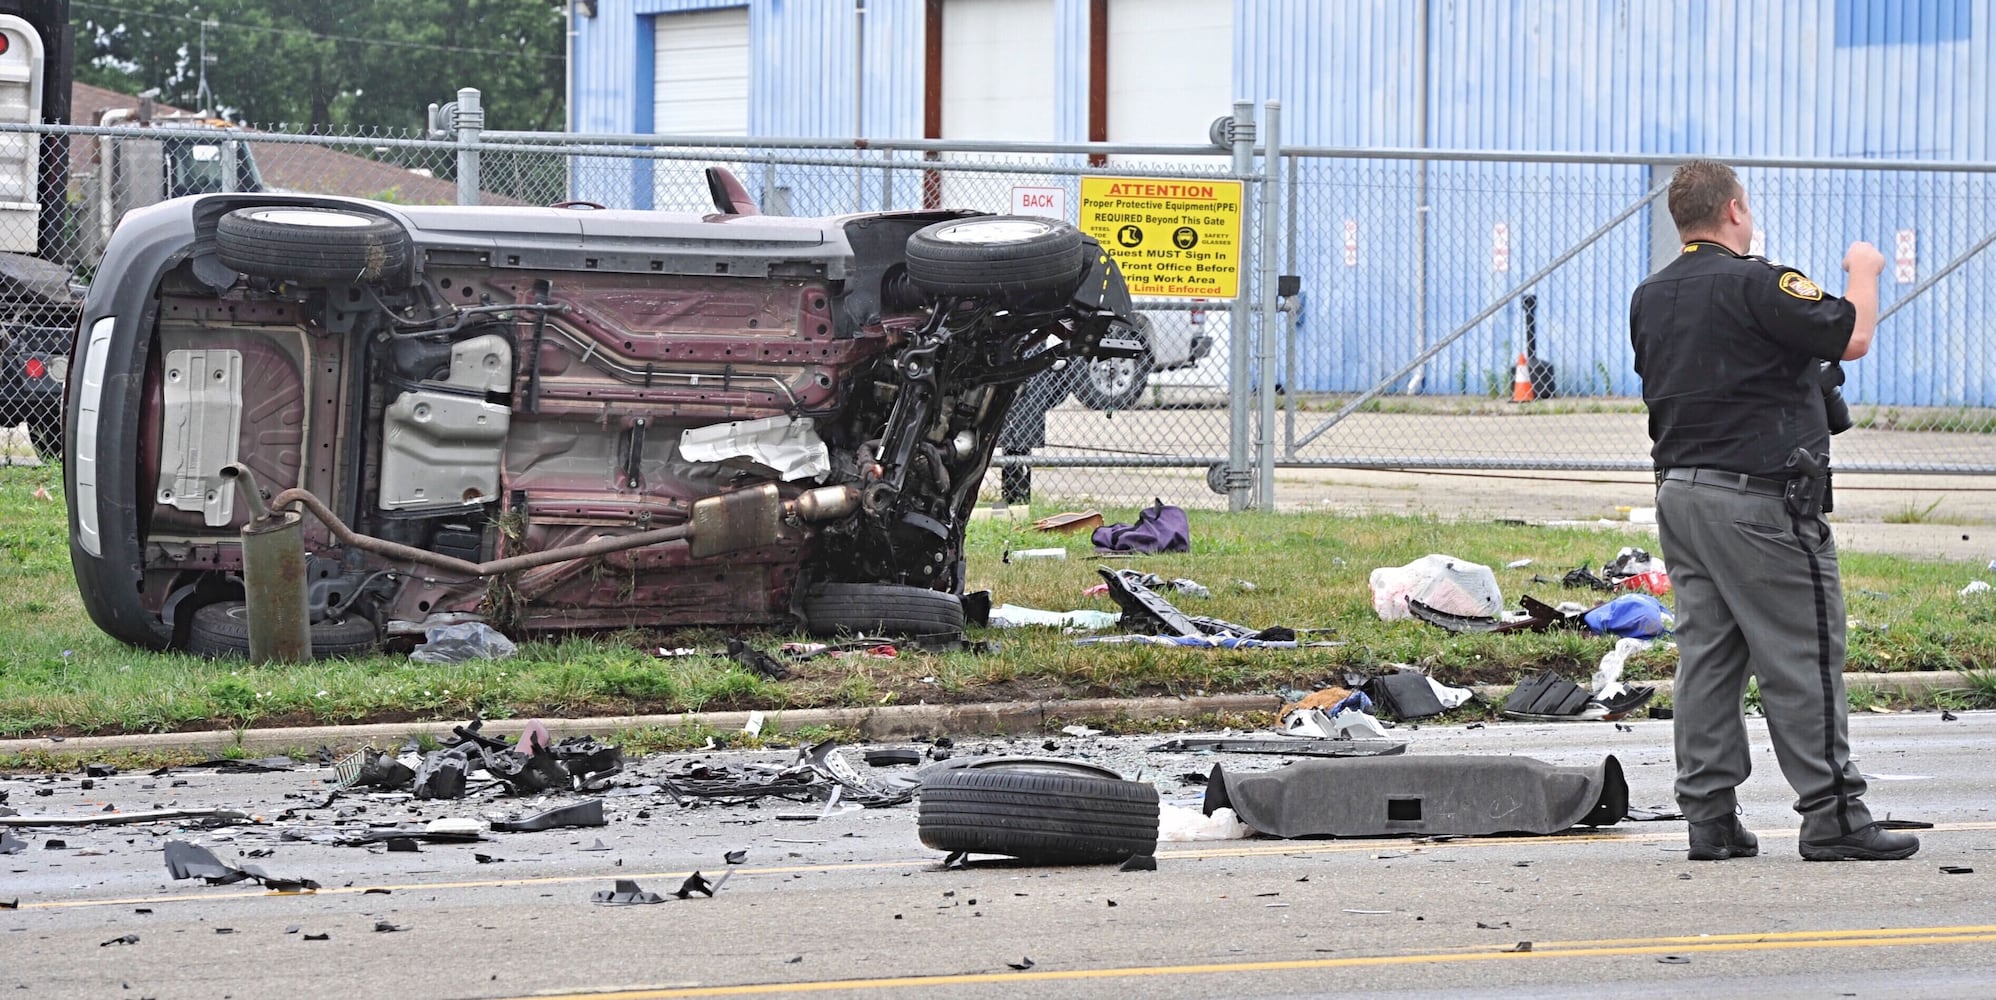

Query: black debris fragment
<box><xmin>304</xmin><ymin>933</ymin><xmax>330</xmax><ymax>941</ymax></box>
<box><xmin>675</xmin><ymin>872</ymin><xmax>715</xmax><ymax>899</ymax></box>
<box><xmin>1940</xmin><ymin>866</ymin><xmax>1974</xmax><ymax>875</ymax></box>
<box><xmin>724</xmin><ymin>850</ymin><xmax>748</xmax><ymax>865</ymax></box>
<box><xmin>490</xmin><ymin>799</ymin><xmax>606</xmax><ymax>833</ymax></box>
<box><xmin>333</xmin><ymin>748</ymin><xmax>416</xmax><ymax>791</ymax></box>
<box><xmin>151</xmin><ymin>756</ymin><xmax>295</xmax><ymax>776</ymax></box>
<box><xmin>0</xmin><ymin>831</ymin><xmax>26</xmax><ymax>854</ymax></box>
<box><xmin>410</xmin><ymin>750</ymin><xmax>470</xmax><ymax>801</ymax></box>
<box><xmin>44</xmin><ymin>839</ymin><xmax>66</xmax><ymax>849</ymax></box>
<box><xmin>579</xmin><ymin>839</ymin><xmax>612</xmax><ymax>852</ymax></box>
<box><xmin>364</xmin><ymin>888</ymin><xmax>392</xmax><ymax>896</ymax></box>
<box><xmin>1941</xmin><ymin>710</ymin><xmax>1959</xmax><ymax>722</ymax></box>
<box><xmin>1502</xmin><ymin>942</ymin><xmax>1532</xmax><ymax>953</ymax></box>
<box><xmin>101</xmin><ymin>934</ymin><xmax>140</xmax><ymax>946</ymax></box>
<box><xmin>474</xmin><ymin>854</ymin><xmax>502</xmax><ymax>864</ymax></box>
<box><xmin>214</xmin><ymin>928</ymin><xmax>234</xmax><ymax>935</ymax></box>
<box><xmin>864</xmin><ymin>748</ymin><xmax>924</xmax><ymax>767</ymax></box>
<box><xmin>1007</xmin><ymin>957</ymin><xmax>1036</xmax><ymax>971</ymax></box>
<box><xmin>1476</xmin><ymin>921</ymin><xmax>1511</xmax><ymax>930</ymax></box>
<box><xmin>0</xmin><ymin>899</ymin><xmax>15</xmax><ymax>910</ymax></box>
<box><xmin>726</xmin><ymin>637</ymin><xmax>790</xmax><ymax>680</ymax></box>
<box><xmin>1118</xmin><ymin>855</ymin><xmax>1157</xmax><ymax>872</ymax></box>
<box><xmin>1563</xmin><ymin>566</ymin><xmax>1614</xmax><ymax>591</ymax></box>
<box><xmin>373</xmin><ymin>921</ymin><xmax>405</xmax><ymax>933</ymax></box>
<box><xmin>285</xmin><ymin>925</ymin><xmax>300</xmax><ymax>935</ymax></box>
<box><xmin>1658</xmin><ymin>955</ymin><xmax>1691</xmax><ymax>965</ymax></box>
<box><xmin>383</xmin><ymin>838</ymin><xmax>420</xmax><ymax>853</ymax></box>
<box><xmin>84</xmin><ymin>764</ymin><xmax>117</xmax><ymax>778</ymax></box>
<box><xmin>593</xmin><ymin>879</ymin><xmax>668</xmax><ymax>905</ymax></box>
<box><xmin>163</xmin><ymin>840</ymin><xmax>321</xmax><ymax>891</ymax></box>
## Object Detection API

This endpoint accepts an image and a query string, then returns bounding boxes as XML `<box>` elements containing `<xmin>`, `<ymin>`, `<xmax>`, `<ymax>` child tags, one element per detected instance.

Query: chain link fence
<box><xmin>7</xmin><ymin>107</ymin><xmax>1995</xmax><ymax>505</ymax></box>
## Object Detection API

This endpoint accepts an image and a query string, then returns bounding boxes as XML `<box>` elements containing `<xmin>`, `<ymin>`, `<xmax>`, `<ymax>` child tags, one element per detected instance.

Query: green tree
<box><xmin>74</xmin><ymin>0</ymin><xmax>564</xmax><ymax>132</ymax></box>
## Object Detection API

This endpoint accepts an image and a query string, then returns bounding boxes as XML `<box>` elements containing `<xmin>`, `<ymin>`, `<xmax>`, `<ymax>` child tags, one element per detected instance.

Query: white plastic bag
<box><xmin>1158</xmin><ymin>804</ymin><xmax>1254</xmax><ymax>842</ymax></box>
<box><xmin>1370</xmin><ymin>554</ymin><xmax>1502</xmax><ymax>621</ymax></box>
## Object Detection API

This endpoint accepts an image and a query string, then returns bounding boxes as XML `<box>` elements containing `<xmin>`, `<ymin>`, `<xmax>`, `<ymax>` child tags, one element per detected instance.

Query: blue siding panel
<box><xmin>569</xmin><ymin>0</ymin><xmax>1996</xmax><ymax>405</ymax></box>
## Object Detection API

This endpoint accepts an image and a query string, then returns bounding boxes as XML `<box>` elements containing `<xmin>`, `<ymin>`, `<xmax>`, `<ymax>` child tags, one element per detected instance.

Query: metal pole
<box><xmin>456</xmin><ymin>88</ymin><xmax>483</xmax><ymax>207</ymax></box>
<box><xmin>1293</xmin><ymin>175</ymin><xmax>1672</xmax><ymax>449</ymax></box>
<box><xmin>1255</xmin><ymin>102</ymin><xmax>1281</xmax><ymax>509</ymax></box>
<box><xmin>1284</xmin><ymin>152</ymin><xmax>1299</xmax><ymax>459</ymax></box>
<box><xmin>1226</xmin><ymin>99</ymin><xmax>1256</xmax><ymax>512</ymax></box>
<box><xmin>1406</xmin><ymin>0</ymin><xmax>1430</xmax><ymax>395</ymax></box>
<box><xmin>854</xmin><ymin>0</ymin><xmax>867</xmax><ymax>210</ymax></box>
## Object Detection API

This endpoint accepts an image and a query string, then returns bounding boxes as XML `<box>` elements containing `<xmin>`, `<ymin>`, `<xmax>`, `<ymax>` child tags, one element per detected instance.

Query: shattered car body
<box><xmin>64</xmin><ymin>178</ymin><xmax>1139</xmax><ymax>655</ymax></box>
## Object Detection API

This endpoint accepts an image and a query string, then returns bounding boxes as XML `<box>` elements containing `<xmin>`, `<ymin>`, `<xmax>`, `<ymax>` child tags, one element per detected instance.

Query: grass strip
<box><xmin>4</xmin><ymin>464</ymin><xmax>1994</xmax><ymax>738</ymax></box>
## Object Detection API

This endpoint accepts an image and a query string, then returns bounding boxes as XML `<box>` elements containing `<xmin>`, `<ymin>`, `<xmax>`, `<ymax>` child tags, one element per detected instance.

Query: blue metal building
<box><xmin>568</xmin><ymin>1</ymin><xmax>1996</xmax><ymax>406</ymax></box>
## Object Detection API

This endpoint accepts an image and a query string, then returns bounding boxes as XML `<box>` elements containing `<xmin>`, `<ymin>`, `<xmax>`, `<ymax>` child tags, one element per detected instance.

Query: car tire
<box><xmin>918</xmin><ymin>767</ymin><xmax>1161</xmax><ymax>864</ymax></box>
<box><xmin>215</xmin><ymin>207</ymin><xmax>411</xmax><ymax>285</ymax></box>
<box><xmin>1074</xmin><ymin>338</ymin><xmax>1153</xmax><ymax>411</ymax></box>
<box><xmin>184</xmin><ymin>601</ymin><xmax>380</xmax><ymax>659</ymax></box>
<box><xmin>801</xmin><ymin>583</ymin><xmax>965</xmax><ymax>639</ymax></box>
<box><xmin>904</xmin><ymin>216</ymin><xmax>1086</xmax><ymax>302</ymax></box>
<box><xmin>26</xmin><ymin>419</ymin><xmax>60</xmax><ymax>463</ymax></box>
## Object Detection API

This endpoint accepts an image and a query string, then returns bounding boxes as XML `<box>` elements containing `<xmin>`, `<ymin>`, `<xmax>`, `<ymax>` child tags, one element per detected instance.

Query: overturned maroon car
<box><xmin>64</xmin><ymin>172</ymin><xmax>1138</xmax><ymax>657</ymax></box>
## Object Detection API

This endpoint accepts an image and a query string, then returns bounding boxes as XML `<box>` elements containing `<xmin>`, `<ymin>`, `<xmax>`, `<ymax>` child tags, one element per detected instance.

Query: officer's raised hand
<box><xmin>1842</xmin><ymin>240</ymin><xmax>1884</xmax><ymax>276</ymax></box>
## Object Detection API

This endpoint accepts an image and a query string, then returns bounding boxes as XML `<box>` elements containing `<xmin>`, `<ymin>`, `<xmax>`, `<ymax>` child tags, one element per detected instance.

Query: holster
<box><xmin>1784</xmin><ymin>471</ymin><xmax>1833</xmax><ymax>517</ymax></box>
<box><xmin>1783</xmin><ymin>448</ymin><xmax>1834</xmax><ymax>517</ymax></box>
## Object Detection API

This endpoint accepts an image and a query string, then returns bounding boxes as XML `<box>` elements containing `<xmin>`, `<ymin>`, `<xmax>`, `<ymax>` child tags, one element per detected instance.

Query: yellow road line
<box><xmin>492</xmin><ymin>929</ymin><xmax>1996</xmax><ymax>998</ymax></box>
<box><xmin>15</xmin><ymin>820</ymin><xmax>1996</xmax><ymax>912</ymax></box>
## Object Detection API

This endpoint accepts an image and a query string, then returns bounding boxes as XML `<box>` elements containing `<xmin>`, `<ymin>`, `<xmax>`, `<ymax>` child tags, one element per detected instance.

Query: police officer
<box><xmin>1629</xmin><ymin>160</ymin><xmax>1916</xmax><ymax>862</ymax></box>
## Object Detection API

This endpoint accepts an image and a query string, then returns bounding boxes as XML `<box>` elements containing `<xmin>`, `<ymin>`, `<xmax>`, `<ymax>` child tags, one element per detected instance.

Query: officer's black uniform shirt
<box><xmin>1629</xmin><ymin>240</ymin><xmax>1856</xmax><ymax>478</ymax></box>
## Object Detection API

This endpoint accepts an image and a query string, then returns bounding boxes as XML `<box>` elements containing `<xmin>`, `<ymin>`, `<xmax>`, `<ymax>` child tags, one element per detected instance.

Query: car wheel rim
<box><xmin>245</xmin><ymin>209</ymin><xmax>375</xmax><ymax>229</ymax></box>
<box><xmin>934</xmin><ymin>219</ymin><xmax>1054</xmax><ymax>245</ymax></box>
<box><xmin>1090</xmin><ymin>359</ymin><xmax>1135</xmax><ymax>395</ymax></box>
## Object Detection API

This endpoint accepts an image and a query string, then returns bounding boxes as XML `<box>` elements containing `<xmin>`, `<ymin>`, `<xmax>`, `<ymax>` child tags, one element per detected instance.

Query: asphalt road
<box><xmin>5</xmin><ymin>711</ymin><xmax>1993</xmax><ymax>999</ymax></box>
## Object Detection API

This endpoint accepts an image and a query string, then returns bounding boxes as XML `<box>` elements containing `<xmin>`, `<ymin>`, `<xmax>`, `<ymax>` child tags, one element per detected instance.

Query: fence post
<box><xmin>1255</xmin><ymin>101</ymin><xmax>1282</xmax><ymax>509</ymax></box>
<box><xmin>455</xmin><ymin>87</ymin><xmax>483</xmax><ymax>207</ymax></box>
<box><xmin>1225</xmin><ymin>99</ymin><xmax>1257</xmax><ymax>513</ymax></box>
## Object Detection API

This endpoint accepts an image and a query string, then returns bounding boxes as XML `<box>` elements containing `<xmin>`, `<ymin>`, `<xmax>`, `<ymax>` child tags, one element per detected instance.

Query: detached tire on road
<box><xmin>919</xmin><ymin>767</ymin><xmax>1161</xmax><ymax>863</ymax></box>
<box><xmin>215</xmin><ymin>207</ymin><xmax>411</xmax><ymax>285</ymax></box>
<box><xmin>184</xmin><ymin>601</ymin><xmax>381</xmax><ymax>659</ymax></box>
<box><xmin>802</xmin><ymin>583</ymin><xmax>965</xmax><ymax>639</ymax></box>
<box><xmin>904</xmin><ymin>216</ymin><xmax>1086</xmax><ymax>303</ymax></box>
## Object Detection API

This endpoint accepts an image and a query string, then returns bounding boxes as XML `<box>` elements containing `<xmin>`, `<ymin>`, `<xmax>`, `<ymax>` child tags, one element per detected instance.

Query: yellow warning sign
<box><xmin>1078</xmin><ymin>176</ymin><xmax>1243</xmax><ymax>299</ymax></box>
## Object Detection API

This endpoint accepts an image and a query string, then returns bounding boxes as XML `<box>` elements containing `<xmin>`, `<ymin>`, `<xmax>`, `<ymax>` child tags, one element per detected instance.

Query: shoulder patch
<box><xmin>1778</xmin><ymin>271</ymin><xmax>1823</xmax><ymax>301</ymax></box>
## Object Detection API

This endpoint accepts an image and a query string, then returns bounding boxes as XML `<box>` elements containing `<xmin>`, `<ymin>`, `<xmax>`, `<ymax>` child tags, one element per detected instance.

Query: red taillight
<box><xmin>24</xmin><ymin>357</ymin><xmax>45</xmax><ymax>380</ymax></box>
<box><xmin>0</xmin><ymin>34</ymin><xmax>10</xmax><ymax>57</ymax></box>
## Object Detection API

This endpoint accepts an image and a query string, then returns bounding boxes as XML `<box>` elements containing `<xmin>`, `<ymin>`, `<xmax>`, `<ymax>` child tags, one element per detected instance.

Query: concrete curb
<box><xmin>0</xmin><ymin>671</ymin><xmax>1972</xmax><ymax>759</ymax></box>
<box><xmin>0</xmin><ymin>694</ymin><xmax>1284</xmax><ymax>757</ymax></box>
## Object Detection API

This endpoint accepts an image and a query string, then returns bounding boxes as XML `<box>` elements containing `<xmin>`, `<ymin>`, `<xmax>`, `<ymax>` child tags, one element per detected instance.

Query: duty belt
<box><xmin>1658</xmin><ymin>465</ymin><xmax>1833</xmax><ymax>515</ymax></box>
<box><xmin>1656</xmin><ymin>467</ymin><xmax>1790</xmax><ymax>497</ymax></box>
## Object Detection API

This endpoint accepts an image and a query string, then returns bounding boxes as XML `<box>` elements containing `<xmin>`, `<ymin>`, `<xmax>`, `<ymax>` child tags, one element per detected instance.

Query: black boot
<box><xmin>1800</xmin><ymin>822</ymin><xmax>1920</xmax><ymax>861</ymax></box>
<box><xmin>1686</xmin><ymin>816</ymin><xmax>1759</xmax><ymax>861</ymax></box>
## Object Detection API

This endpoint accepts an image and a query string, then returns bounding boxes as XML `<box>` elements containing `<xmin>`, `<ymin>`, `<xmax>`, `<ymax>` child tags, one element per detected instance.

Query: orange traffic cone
<box><xmin>1511</xmin><ymin>353</ymin><xmax>1535</xmax><ymax>402</ymax></box>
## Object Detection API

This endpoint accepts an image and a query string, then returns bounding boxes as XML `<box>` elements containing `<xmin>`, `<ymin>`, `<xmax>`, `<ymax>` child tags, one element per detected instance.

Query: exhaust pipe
<box><xmin>220</xmin><ymin>465</ymin><xmax>312</xmax><ymax>663</ymax></box>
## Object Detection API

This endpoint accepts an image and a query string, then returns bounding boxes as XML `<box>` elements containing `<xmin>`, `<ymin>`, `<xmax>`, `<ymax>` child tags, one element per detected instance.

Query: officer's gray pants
<box><xmin>1656</xmin><ymin>478</ymin><xmax>1872</xmax><ymax>842</ymax></box>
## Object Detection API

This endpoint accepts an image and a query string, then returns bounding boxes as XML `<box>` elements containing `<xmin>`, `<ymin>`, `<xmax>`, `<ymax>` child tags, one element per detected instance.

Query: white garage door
<box><xmin>653</xmin><ymin>6</ymin><xmax>749</xmax><ymax>211</ymax></box>
<box><xmin>1107</xmin><ymin>0</ymin><xmax>1231</xmax><ymax>144</ymax></box>
<box><xmin>938</xmin><ymin>0</ymin><xmax>1055</xmax><ymax>212</ymax></box>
